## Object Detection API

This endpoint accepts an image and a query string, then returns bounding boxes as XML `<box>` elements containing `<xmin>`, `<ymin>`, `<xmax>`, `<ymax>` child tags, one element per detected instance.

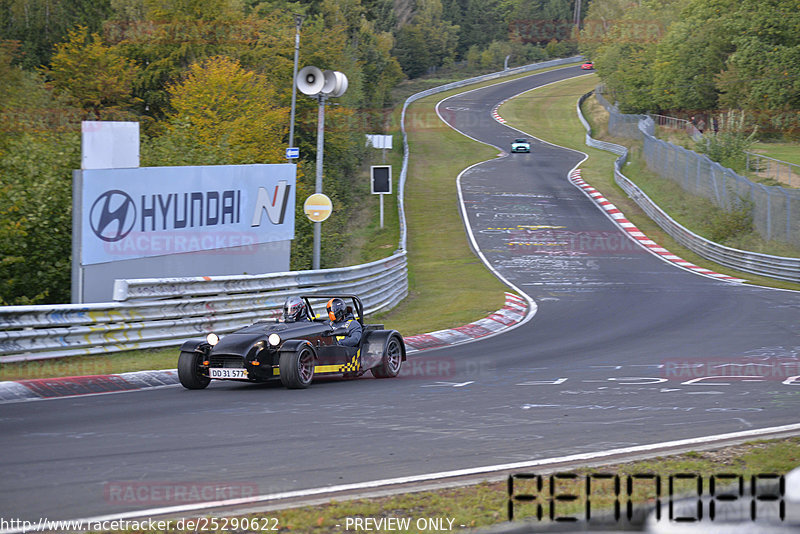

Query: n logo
<box><xmin>251</xmin><ymin>181</ymin><xmax>291</xmax><ymax>226</ymax></box>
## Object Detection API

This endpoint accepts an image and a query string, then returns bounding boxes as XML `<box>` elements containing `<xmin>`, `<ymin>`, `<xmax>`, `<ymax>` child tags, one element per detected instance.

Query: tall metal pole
<box><xmin>312</xmin><ymin>94</ymin><xmax>326</xmax><ymax>269</ymax></box>
<box><xmin>288</xmin><ymin>14</ymin><xmax>303</xmax><ymax>155</ymax></box>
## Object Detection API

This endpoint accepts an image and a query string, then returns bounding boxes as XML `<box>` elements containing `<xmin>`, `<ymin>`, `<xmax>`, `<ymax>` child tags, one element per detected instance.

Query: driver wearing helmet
<box><xmin>326</xmin><ymin>297</ymin><xmax>362</xmax><ymax>347</ymax></box>
<box><xmin>282</xmin><ymin>296</ymin><xmax>310</xmax><ymax>323</ymax></box>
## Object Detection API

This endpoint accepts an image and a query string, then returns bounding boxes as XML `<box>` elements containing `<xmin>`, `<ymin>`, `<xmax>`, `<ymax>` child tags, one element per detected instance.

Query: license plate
<box><xmin>209</xmin><ymin>368</ymin><xmax>248</xmax><ymax>379</ymax></box>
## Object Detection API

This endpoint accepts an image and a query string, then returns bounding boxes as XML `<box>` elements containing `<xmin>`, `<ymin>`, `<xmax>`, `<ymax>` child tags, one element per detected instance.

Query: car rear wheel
<box><xmin>178</xmin><ymin>351</ymin><xmax>211</xmax><ymax>389</ymax></box>
<box><xmin>371</xmin><ymin>336</ymin><xmax>403</xmax><ymax>378</ymax></box>
<box><xmin>280</xmin><ymin>346</ymin><xmax>315</xmax><ymax>389</ymax></box>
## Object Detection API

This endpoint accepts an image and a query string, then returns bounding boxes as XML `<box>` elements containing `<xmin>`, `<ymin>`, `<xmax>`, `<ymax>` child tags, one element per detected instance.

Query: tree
<box><xmin>48</xmin><ymin>26</ymin><xmax>141</xmax><ymax>118</ymax></box>
<box><xmin>443</xmin><ymin>0</ymin><xmax>510</xmax><ymax>58</ymax></box>
<box><xmin>650</xmin><ymin>0</ymin><xmax>735</xmax><ymax>112</ymax></box>
<box><xmin>0</xmin><ymin>0</ymin><xmax>112</xmax><ymax>69</ymax></box>
<box><xmin>0</xmin><ymin>43</ymin><xmax>80</xmax><ymax>304</ymax></box>
<box><xmin>480</xmin><ymin>40</ymin><xmax>512</xmax><ymax>69</ymax></box>
<box><xmin>145</xmin><ymin>56</ymin><xmax>288</xmax><ymax>166</ymax></box>
<box><xmin>108</xmin><ymin>0</ymin><xmax>248</xmax><ymax>119</ymax></box>
<box><xmin>583</xmin><ymin>0</ymin><xmax>682</xmax><ymax>113</ymax></box>
<box><xmin>393</xmin><ymin>0</ymin><xmax>459</xmax><ymax>78</ymax></box>
<box><xmin>716</xmin><ymin>0</ymin><xmax>800</xmax><ymax>114</ymax></box>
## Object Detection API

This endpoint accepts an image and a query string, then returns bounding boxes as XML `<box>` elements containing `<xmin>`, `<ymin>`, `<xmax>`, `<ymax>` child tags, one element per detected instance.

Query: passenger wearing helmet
<box><xmin>326</xmin><ymin>297</ymin><xmax>362</xmax><ymax>347</ymax></box>
<box><xmin>282</xmin><ymin>296</ymin><xmax>310</xmax><ymax>323</ymax></box>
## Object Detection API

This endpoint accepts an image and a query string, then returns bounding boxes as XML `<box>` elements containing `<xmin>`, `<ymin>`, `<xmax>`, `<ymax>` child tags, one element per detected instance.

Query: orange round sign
<box><xmin>303</xmin><ymin>193</ymin><xmax>333</xmax><ymax>222</ymax></box>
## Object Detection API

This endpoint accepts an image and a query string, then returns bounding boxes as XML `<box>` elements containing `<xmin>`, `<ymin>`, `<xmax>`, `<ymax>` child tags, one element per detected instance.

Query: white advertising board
<box><xmin>80</xmin><ymin>164</ymin><xmax>295</xmax><ymax>266</ymax></box>
<box><xmin>365</xmin><ymin>134</ymin><xmax>393</xmax><ymax>150</ymax></box>
<box><xmin>81</xmin><ymin>121</ymin><xmax>140</xmax><ymax>169</ymax></box>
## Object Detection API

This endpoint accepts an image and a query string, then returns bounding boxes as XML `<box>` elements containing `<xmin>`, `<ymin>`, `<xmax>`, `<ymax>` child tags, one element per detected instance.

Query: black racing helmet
<box><xmin>326</xmin><ymin>298</ymin><xmax>347</xmax><ymax>322</ymax></box>
<box><xmin>283</xmin><ymin>296</ymin><xmax>308</xmax><ymax>322</ymax></box>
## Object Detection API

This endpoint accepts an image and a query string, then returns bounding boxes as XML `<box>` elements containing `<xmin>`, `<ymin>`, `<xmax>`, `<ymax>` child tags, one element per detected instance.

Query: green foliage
<box><xmin>584</xmin><ymin>0</ymin><xmax>681</xmax><ymax>113</ymax></box>
<box><xmin>0</xmin><ymin>0</ymin><xmax>112</xmax><ymax>69</ymax></box>
<box><xmin>444</xmin><ymin>0</ymin><xmax>510</xmax><ymax>58</ymax></box>
<box><xmin>708</xmin><ymin>199</ymin><xmax>754</xmax><ymax>243</ymax></box>
<box><xmin>0</xmin><ymin>131</ymin><xmax>78</xmax><ymax>305</ymax></box>
<box><xmin>480</xmin><ymin>40</ymin><xmax>512</xmax><ymax>69</ymax></box>
<box><xmin>48</xmin><ymin>26</ymin><xmax>141</xmax><ymax>119</ymax></box>
<box><xmin>393</xmin><ymin>0</ymin><xmax>459</xmax><ymax>78</ymax></box>
<box><xmin>145</xmin><ymin>55</ymin><xmax>287</xmax><ymax>165</ymax></box>
<box><xmin>586</xmin><ymin>0</ymin><xmax>800</xmax><ymax>135</ymax></box>
<box><xmin>716</xmin><ymin>0</ymin><xmax>800</xmax><ymax>114</ymax></box>
<box><xmin>107</xmin><ymin>0</ymin><xmax>249</xmax><ymax>119</ymax></box>
<box><xmin>651</xmin><ymin>0</ymin><xmax>735</xmax><ymax>111</ymax></box>
<box><xmin>0</xmin><ymin>44</ymin><xmax>81</xmax><ymax>305</ymax></box>
<box><xmin>695</xmin><ymin>110</ymin><xmax>758</xmax><ymax>172</ymax></box>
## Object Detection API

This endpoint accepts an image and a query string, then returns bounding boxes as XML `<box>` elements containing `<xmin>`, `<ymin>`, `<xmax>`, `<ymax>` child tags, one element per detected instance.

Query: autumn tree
<box><xmin>144</xmin><ymin>55</ymin><xmax>288</xmax><ymax>166</ymax></box>
<box><xmin>108</xmin><ymin>0</ymin><xmax>248</xmax><ymax>119</ymax></box>
<box><xmin>48</xmin><ymin>26</ymin><xmax>141</xmax><ymax>118</ymax></box>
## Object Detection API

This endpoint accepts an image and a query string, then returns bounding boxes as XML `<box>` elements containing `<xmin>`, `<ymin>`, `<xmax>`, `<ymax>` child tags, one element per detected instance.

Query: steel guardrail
<box><xmin>577</xmin><ymin>91</ymin><xmax>800</xmax><ymax>283</ymax></box>
<box><xmin>0</xmin><ymin>57</ymin><xmax>581</xmax><ymax>362</ymax></box>
<box><xmin>0</xmin><ymin>254</ymin><xmax>408</xmax><ymax>361</ymax></box>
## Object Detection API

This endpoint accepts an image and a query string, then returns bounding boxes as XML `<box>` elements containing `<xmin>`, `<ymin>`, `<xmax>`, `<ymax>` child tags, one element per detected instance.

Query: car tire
<box><xmin>280</xmin><ymin>346</ymin><xmax>315</xmax><ymax>389</ymax></box>
<box><xmin>178</xmin><ymin>351</ymin><xmax>211</xmax><ymax>390</ymax></box>
<box><xmin>371</xmin><ymin>335</ymin><xmax>403</xmax><ymax>378</ymax></box>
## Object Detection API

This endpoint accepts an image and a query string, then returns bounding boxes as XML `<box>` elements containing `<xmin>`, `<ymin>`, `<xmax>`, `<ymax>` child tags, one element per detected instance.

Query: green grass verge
<box><xmin>753</xmin><ymin>141</ymin><xmax>800</xmax><ymax>167</ymax></box>
<box><xmin>499</xmin><ymin>74</ymin><xmax>800</xmax><ymax>291</ymax></box>
<box><xmin>90</xmin><ymin>437</ymin><xmax>800</xmax><ymax>533</ymax></box>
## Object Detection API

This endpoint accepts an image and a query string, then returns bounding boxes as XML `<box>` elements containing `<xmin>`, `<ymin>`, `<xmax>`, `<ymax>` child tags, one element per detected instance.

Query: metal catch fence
<box><xmin>745</xmin><ymin>152</ymin><xmax>800</xmax><ymax>189</ymax></box>
<box><xmin>595</xmin><ymin>90</ymin><xmax>800</xmax><ymax>249</ymax></box>
<box><xmin>579</xmin><ymin>91</ymin><xmax>800</xmax><ymax>283</ymax></box>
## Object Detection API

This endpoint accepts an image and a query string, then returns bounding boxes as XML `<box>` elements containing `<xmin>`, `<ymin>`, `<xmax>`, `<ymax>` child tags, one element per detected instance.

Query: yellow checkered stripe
<box><xmin>338</xmin><ymin>352</ymin><xmax>360</xmax><ymax>372</ymax></box>
<box><xmin>273</xmin><ymin>351</ymin><xmax>360</xmax><ymax>375</ymax></box>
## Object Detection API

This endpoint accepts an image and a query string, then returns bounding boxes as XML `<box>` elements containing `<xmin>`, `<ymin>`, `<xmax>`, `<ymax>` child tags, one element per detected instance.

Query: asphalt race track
<box><xmin>2</xmin><ymin>66</ymin><xmax>799</xmax><ymax>523</ymax></box>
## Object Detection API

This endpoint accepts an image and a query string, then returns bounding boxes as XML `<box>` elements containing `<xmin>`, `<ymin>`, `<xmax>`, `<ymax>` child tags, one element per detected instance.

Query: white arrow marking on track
<box><xmin>421</xmin><ymin>381</ymin><xmax>474</xmax><ymax>388</ymax></box>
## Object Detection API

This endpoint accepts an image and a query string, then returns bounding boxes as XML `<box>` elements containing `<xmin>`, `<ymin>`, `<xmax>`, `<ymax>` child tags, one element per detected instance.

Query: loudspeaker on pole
<box><xmin>322</xmin><ymin>70</ymin><xmax>348</xmax><ymax>98</ymax></box>
<box><xmin>297</xmin><ymin>66</ymin><xmax>325</xmax><ymax>96</ymax></box>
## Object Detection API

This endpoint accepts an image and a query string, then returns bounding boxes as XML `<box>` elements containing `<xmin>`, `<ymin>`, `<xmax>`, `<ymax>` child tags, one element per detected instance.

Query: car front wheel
<box><xmin>371</xmin><ymin>336</ymin><xmax>403</xmax><ymax>378</ymax></box>
<box><xmin>178</xmin><ymin>351</ymin><xmax>211</xmax><ymax>389</ymax></box>
<box><xmin>280</xmin><ymin>346</ymin><xmax>315</xmax><ymax>389</ymax></box>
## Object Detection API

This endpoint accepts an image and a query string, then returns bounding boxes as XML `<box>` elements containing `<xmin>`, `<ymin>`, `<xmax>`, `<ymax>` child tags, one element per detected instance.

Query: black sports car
<box><xmin>177</xmin><ymin>295</ymin><xmax>405</xmax><ymax>389</ymax></box>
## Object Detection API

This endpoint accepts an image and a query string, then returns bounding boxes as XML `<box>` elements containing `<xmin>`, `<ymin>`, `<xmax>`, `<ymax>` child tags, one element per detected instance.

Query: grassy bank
<box><xmin>753</xmin><ymin>141</ymin><xmax>800</xmax><ymax>167</ymax></box>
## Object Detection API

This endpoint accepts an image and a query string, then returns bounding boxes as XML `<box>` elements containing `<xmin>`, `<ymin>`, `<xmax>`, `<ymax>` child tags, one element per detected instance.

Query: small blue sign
<box><xmin>286</xmin><ymin>147</ymin><xmax>299</xmax><ymax>159</ymax></box>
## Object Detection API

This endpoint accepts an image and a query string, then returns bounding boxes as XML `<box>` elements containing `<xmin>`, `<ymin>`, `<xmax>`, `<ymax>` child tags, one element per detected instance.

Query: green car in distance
<box><xmin>511</xmin><ymin>138</ymin><xmax>531</xmax><ymax>153</ymax></box>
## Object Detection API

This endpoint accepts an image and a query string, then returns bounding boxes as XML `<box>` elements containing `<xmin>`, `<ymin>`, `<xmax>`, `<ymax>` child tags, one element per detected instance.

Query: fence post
<box><xmin>685</xmin><ymin>148</ymin><xmax>690</xmax><ymax>190</ymax></box>
<box><xmin>757</xmin><ymin>184</ymin><xmax>772</xmax><ymax>241</ymax></box>
<box><xmin>696</xmin><ymin>158</ymin><xmax>702</xmax><ymax>191</ymax></box>
<box><xmin>782</xmin><ymin>187</ymin><xmax>791</xmax><ymax>243</ymax></box>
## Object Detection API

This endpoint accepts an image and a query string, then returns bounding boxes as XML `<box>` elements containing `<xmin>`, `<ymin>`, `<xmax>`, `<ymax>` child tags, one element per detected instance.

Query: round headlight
<box><xmin>268</xmin><ymin>333</ymin><xmax>281</xmax><ymax>347</ymax></box>
<box><xmin>206</xmin><ymin>333</ymin><xmax>219</xmax><ymax>346</ymax></box>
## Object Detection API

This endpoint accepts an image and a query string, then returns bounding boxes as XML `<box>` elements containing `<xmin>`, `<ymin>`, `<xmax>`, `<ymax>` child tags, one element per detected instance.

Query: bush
<box><xmin>709</xmin><ymin>199</ymin><xmax>754</xmax><ymax>243</ymax></box>
<box><xmin>695</xmin><ymin>111</ymin><xmax>758</xmax><ymax>173</ymax></box>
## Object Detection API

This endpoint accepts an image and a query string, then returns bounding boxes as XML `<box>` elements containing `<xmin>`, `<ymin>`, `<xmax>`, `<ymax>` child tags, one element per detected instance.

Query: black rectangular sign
<box><xmin>371</xmin><ymin>165</ymin><xmax>392</xmax><ymax>194</ymax></box>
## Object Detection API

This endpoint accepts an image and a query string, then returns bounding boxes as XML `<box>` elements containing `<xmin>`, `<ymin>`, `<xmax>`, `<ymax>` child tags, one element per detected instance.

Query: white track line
<box><xmin>29</xmin><ymin>423</ymin><xmax>800</xmax><ymax>532</ymax></box>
